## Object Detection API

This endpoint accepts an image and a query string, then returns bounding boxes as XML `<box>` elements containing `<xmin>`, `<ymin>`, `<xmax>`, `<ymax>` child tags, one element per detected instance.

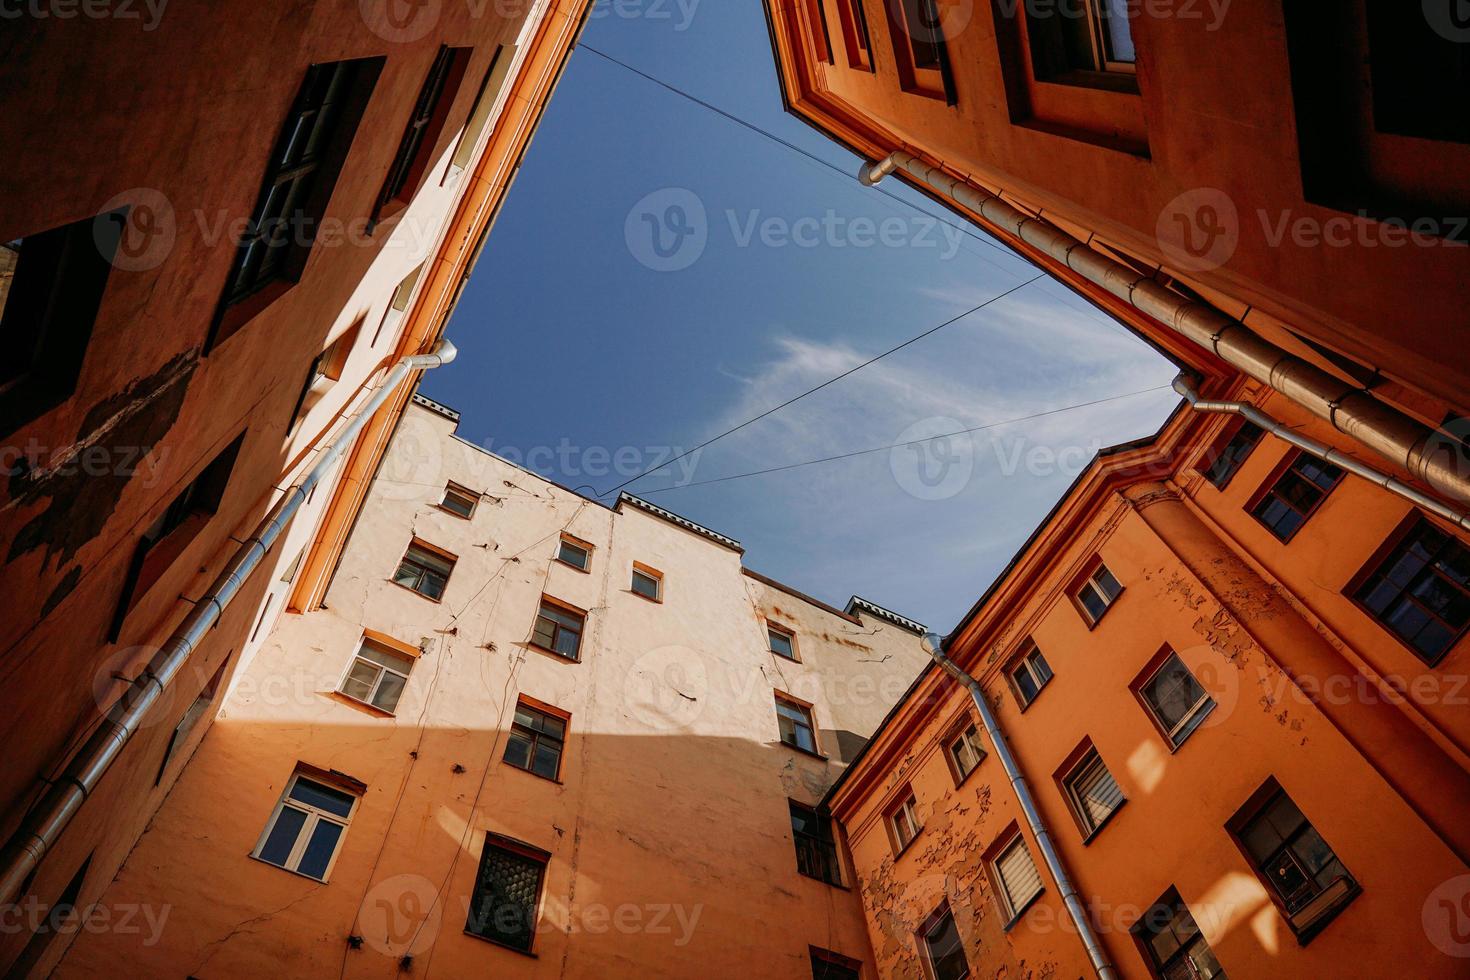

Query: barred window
<box><xmin>466</xmin><ymin>835</ymin><xmax>547</xmax><ymax>952</ymax></box>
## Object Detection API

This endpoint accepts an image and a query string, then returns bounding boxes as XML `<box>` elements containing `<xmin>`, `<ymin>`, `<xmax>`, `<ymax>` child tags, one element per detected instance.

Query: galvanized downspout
<box><xmin>1172</xmin><ymin>373</ymin><xmax>1470</xmax><ymax>531</ymax></box>
<box><xmin>859</xmin><ymin>151</ymin><xmax>1470</xmax><ymax>506</ymax></box>
<box><xmin>0</xmin><ymin>340</ymin><xmax>457</xmax><ymax>907</ymax></box>
<box><xmin>921</xmin><ymin>633</ymin><xmax>1119</xmax><ymax>980</ymax></box>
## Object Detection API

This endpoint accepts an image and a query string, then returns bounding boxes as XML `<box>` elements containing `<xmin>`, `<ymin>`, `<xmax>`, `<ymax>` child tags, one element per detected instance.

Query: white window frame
<box><xmin>767</xmin><ymin>622</ymin><xmax>799</xmax><ymax>661</ymax></box>
<box><xmin>631</xmin><ymin>563</ymin><xmax>663</xmax><ymax>601</ymax></box>
<box><xmin>1139</xmin><ymin>652</ymin><xmax>1216</xmax><ymax>747</ymax></box>
<box><xmin>252</xmin><ymin>773</ymin><xmax>359</xmax><ymax>881</ymax></box>
<box><xmin>889</xmin><ymin>794</ymin><xmax>921</xmax><ymax>851</ymax></box>
<box><xmin>557</xmin><ymin>535</ymin><xmax>591</xmax><ymax>571</ymax></box>
<box><xmin>337</xmin><ymin>638</ymin><xmax>413</xmax><ymax>714</ymax></box>
<box><xmin>948</xmin><ymin>723</ymin><xmax>986</xmax><ymax>782</ymax></box>
<box><xmin>1009</xmin><ymin>645</ymin><xmax>1053</xmax><ymax>706</ymax></box>
<box><xmin>1075</xmin><ymin>563</ymin><xmax>1123</xmax><ymax>625</ymax></box>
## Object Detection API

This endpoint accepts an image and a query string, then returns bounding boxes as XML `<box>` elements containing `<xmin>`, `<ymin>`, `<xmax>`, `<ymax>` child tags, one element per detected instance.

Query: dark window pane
<box><xmin>923</xmin><ymin>911</ymin><xmax>968</xmax><ymax>980</ymax></box>
<box><xmin>769</xmin><ymin>629</ymin><xmax>796</xmax><ymax>659</ymax></box>
<box><xmin>504</xmin><ymin>731</ymin><xmax>532</xmax><ymax>771</ymax></box>
<box><xmin>1079</xmin><ymin>586</ymin><xmax>1108</xmax><ymax>622</ymax></box>
<box><xmin>532</xmin><ymin>742</ymin><xmax>561</xmax><ymax>780</ymax></box>
<box><xmin>297</xmin><ymin>819</ymin><xmax>344</xmax><ymax>879</ymax></box>
<box><xmin>290</xmin><ymin>778</ymin><xmax>357</xmax><ymax>817</ymax></box>
<box><xmin>466</xmin><ymin>840</ymin><xmax>544</xmax><ymax>952</ymax></box>
<box><xmin>259</xmin><ymin>805</ymin><xmax>308</xmax><ymax>867</ymax></box>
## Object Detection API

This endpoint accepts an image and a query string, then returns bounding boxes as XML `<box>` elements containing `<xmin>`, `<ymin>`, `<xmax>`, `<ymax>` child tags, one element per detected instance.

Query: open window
<box><xmin>392</xmin><ymin>539</ymin><xmax>456</xmax><ymax>600</ymax></box>
<box><xmin>338</xmin><ymin>632</ymin><xmax>418</xmax><ymax>714</ymax></box>
<box><xmin>885</xmin><ymin>790</ymin><xmax>921</xmax><ymax>855</ymax></box>
<box><xmin>111</xmin><ymin>431</ymin><xmax>246</xmax><ymax>641</ymax></box>
<box><xmin>776</xmin><ymin>693</ymin><xmax>821</xmax><ymax>755</ymax></box>
<box><xmin>790</xmin><ymin>800</ymin><xmax>843</xmax><ymax>886</ymax></box>
<box><xmin>253</xmin><ymin>766</ymin><xmax>364</xmax><ymax>881</ymax></box>
<box><xmin>0</xmin><ymin>208</ymin><xmax>124</xmax><ymax>436</ymax></box>
<box><xmin>373</xmin><ymin>46</ymin><xmax>473</xmax><ymax>223</ymax></box>
<box><xmin>289</xmin><ymin>316</ymin><xmax>362</xmax><ymax>430</ymax></box>
<box><xmin>446</xmin><ymin>45</ymin><xmax>516</xmax><ymax>181</ymax></box>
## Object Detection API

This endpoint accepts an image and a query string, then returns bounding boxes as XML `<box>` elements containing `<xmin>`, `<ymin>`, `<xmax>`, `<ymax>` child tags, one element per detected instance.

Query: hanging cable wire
<box><xmin>598</xmin><ymin>273</ymin><xmax>1046</xmax><ymax>497</ymax></box>
<box><xmin>633</xmin><ymin>383</ymin><xmax>1175</xmax><ymax>494</ymax></box>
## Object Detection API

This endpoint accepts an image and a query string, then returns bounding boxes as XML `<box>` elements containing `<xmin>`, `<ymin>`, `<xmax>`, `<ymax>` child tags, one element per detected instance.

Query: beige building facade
<box><xmin>56</xmin><ymin>394</ymin><xmax>930</xmax><ymax>977</ymax></box>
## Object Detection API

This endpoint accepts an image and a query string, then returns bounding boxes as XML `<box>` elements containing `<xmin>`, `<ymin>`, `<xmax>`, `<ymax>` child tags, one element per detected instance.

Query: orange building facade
<box><xmin>825</xmin><ymin>375</ymin><xmax>1470</xmax><ymax>978</ymax></box>
<box><xmin>764</xmin><ymin>0</ymin><xmax>1469</xmax><ymax>434</ymax></box>
<box><xmin>0</xmin><ymin>2</ymin><xmax>590</xmax><ymax>974</ymax></box>
<box><xmin>54</xmin><ymin>395</ymin><xmax>932</xmax><ymax>977</ymax></box>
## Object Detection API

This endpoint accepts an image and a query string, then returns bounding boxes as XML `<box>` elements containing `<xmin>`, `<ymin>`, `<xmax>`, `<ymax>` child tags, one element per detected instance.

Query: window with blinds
<box><xmin>1063</xmin><ymin>750</ymin><xmax>1125</xmax><ymax>836</ymax></box>
<box><xmin>993</xmin><ymin>835</ymin><xmax>1043</xmax><ymax>919</ymax></box>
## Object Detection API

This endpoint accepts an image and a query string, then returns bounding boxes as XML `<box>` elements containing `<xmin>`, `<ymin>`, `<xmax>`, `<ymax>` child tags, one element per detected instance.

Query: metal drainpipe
<box><xmin>921</xmin><ymin>633</ymin><xmax>1119</xmax><ymax>980</ymax></box>
<box><xmin>859</xmin><ymin>151</ymin><xmax>1470</xmax><ymax>506</ymax></box>
<box><xmin>0</xmin><ymin>340</ymin><xmax>457</xmax><ymax>907</ymax></box>
<box><xmin>1172</xmin><ymin>372</ymin><xmax>1470</xmax><ymax>530</ymax></box>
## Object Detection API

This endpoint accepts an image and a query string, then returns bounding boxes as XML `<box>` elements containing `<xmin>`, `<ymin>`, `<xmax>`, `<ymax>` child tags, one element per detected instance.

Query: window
<box><xmin>157</xmin><ymin>659</ymin><xmax>228</xmax><ymax>785</ymax></box>
<box><xmin>1008</xmin><ymin>642</ymin><xmax>1054</xmax><ymax>707</ymax></box>
<box><xmin>212</xmin><ymin>58</ymin><xmax>384</xmax><ymax>347</ymax></box>
<box><xmin>1074</xmin><ymin>562</ymin><xmax>1123</xmax><ymax>625</ymax></box>
<box><xmin>768</xmin><ymin>622</ymin><xmax>799</xmax><ymax>660</ymax></box>
<box><xmin>253</xmin><ymin>770</ymin><xmax>360</xmax><ymax>881</ymax></box>
<box><xmin>1024</xmin><ymin>0</ymin><xmax>1135</xmax><ymax>81</ymax></box>
<box><xmin>1061</xmin><ymin>748</ymin><xmax>1125</xmax><ymax>838</ymax></box>
<box><xmin>947</xmin><ymin>723</ymin><xmax>986</xmax><ymax>783</ymax></box>
<box><xmin>1252</xmin><ymin>453</ymin><xmax>1343</xmax><ymax>542</ymax></box>
<box><xmin>1352</xmin><ymin>517</ymin><xmax>1470</xmax><ymax>664</ymax></box>
<box><xmin>887</xmin><ymin>0</ymin><xmax>954</xmax><ymax>101</ymax></box>
<box><xmin>1364</xmin><ymin>6</ymin><xmax>1470</xmax><ymax>146</ymax></box>
<box><xmin>790</xmin><ymin>801</ymin><xmax>842</xmax><ymax>886</ymax></box>
<box><xmin>371</xmin><ymin>263</ymin><xmax>422</xmax><ymax>347</ymax></box>
<box><xmin>374</xmin><ymin>46</ymin><xmax>473</xmax><ymax>220</ymax></box>
<box><xmin>631</xmin><ymin>562</ymin><xmax>662</xmax><ymax>601</ymax></box>
<box><xmin>804</xmin><ymin>0</ymin><xmax>834</xmax><ymax>64</ymax></box>
<box><xmin>338</xmin><ymin>635</ymin><xmax>415</xmax><ymax>713</ymax></box>
<box><xmin>111</xmin><ymin>432</ymin><xmax>246</xmax><ymax>641</ymax></box>
<box><xmin>1203</xmin><ymin>420</ymin><xmax>1264</xmax><ymax>489</ymax></box>
<box><xmin>1230</xmin><ymin>782</ymin><xmax>1357</xmax><ymax>938</ymax></box>
<box><xmin>919</xmin><ymin>905</ymin><xmax>968</xmax><ymax>980</ymax></box>
<box><xmin>504</xmin><ymin>699</ymin><xmax>567</xmax><ymax>780</ymax></box>
<box><xmin>439</xmin><ymin>482</ymin><xmax>478</xmax><ymax>518</ymax></box>
<box><xmin>11</xmin><ymin>854</ymin><xmax>92</xmax><ymax>976</ymax></box>
<box><xmin>0</xmin><ymin>210</ymin><xmax>123</xmax><ymax>437</ymax></box>
<box><xmin>289</xmin><ymin>317</ymin><xmax>362</xmax><ymax>429</ymax></box>
<box><xmin>990</xmin><ymin>832</ymin><xmax>1044</xmax><ymax>920</ymax></box>
<box><xmin>281</xmin><ymin>547</ymin><xmax>305</xmax><ymax>583</ymax></box>
<box><xmin>532</xmin><ymin>597</ymin><xmax>585</xmax><ymax>659</ymax></box>
<box><xmin>1133</xmin><ymin>888</ymin><xmax>1227</xmax><ymax>980</ymax></box>
<box><xmin>834</xmin><ymin>0</ymin><xmax>873</xmax><ymax>71</ymax></box>
<box><xmin>887</xmin><ymin>792</ymin><xmax>921</xmax><ymax>852</ymax></box>
<box><xmin>556</xmin><ymin>534</ymin><xmax>591</xmax><ymax>571</ymax></box>
<box><xmin>776</xmin><ymin>695</ymin><xmax>819</xmax><ymax>754</ymax></box>
<box><xmin>449</xmin><ymin>46</ymin><xmax>515</xmax><ymax>176</ymax></box>
<box><xmin>466</xmin><ymin>834</ymin><xmax>548</xmax><ymax>952</ymax></box>
<box><xmin>392</xmin><ymin>540</ymin><xmax>455</xmax><ymax>600</ymax></box>
<box><xmin>810</xmin><ymin>947</ymin><xmax>862</xmax><ymax>980</ymax></box>
<box><xmin>1136</xmin><ymin>652</ymin><xmax>1216</xmax><ymax>748</ymax></box>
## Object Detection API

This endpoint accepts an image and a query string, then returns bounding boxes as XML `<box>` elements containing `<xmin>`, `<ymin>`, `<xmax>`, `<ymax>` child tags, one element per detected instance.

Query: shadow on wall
<box><xmin>37</xmin><ymin>709</ymin><xmax>881</xmax><ymax>979</ymax></box>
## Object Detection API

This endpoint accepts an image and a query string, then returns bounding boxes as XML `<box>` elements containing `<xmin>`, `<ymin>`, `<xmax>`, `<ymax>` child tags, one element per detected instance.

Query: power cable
<box><xmin>598</xmin><ymin>273</ymin><xmax>1045</xmax><ymax>497</ymax></box>
<box><xmin>632</xmin><ymin>383</ymin><xmax>1175</xmax><ymax>494</ymax></box>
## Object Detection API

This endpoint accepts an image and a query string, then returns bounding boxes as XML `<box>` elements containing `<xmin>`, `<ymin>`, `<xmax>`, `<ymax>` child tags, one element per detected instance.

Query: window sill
<box><xmin>1078</xmin><ymin>799</ymin><xmax>1127</xmax><ymax>846</ymax></box>
<box><xmin>434</xmin><ymin>504</ymin><xmax>474</xmax><ymax>520</ymax></box>
<box><xmin>527</xmin><ymin>641</ymin><xmax>580</xmax><ymax>663</ymax></box>
<box><xmin>330</xmin><ymin>691</ymin><xmax>397</xmax><ymax>718</ymax></box>
<box><xmin>1001</xmin><ymin>887</ymin><xmax>1046</xmax><ymax>932</ymax></box>
<box><xmin>387</xmin><ymin>579</ymin><xmax>444</xmax><ymax>603</ymax></box>
<box><xmin>247</xmin><ymin>853</ymin><xmax>329</xmax><ymax>884</ymax></box>
<box><xmin>554</xmin><ymin>557</ymin><xmax>591</xmax><ymax>574</ymax></box>
<box><xmin>1290</xmin><ymin>879</ymin><xmax>1361</xmax><ymax>946</ymax></box>
<box><xmin>796</xmin><ymin>870</ymin><xmax>849</xmax><ymax>891</ymax></box>
<box><xmin>780</xmin><ymin>741</ymin><xmax>828</xmax><ymax>763</ymax></box>
<box><xmin>771</xmin><ymin>651</ymin><xmax>801</xmax><ymax>663</ymax></box>
<box><xmin>463</xmin><ymin>929</ymin><xmax>538</xmax><ymax>958</ymax></box>
<box><xmin>630</xmin><ymin>590</ymin><xmax>663</xmax><ymax>604</ymax></box>
<box><xmin>502</xmin><ymin>760</ymin><xmax>564</xmax><ymax>786</ymax></box>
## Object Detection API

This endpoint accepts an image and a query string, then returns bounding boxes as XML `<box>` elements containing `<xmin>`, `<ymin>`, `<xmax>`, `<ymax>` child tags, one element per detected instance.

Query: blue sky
<box><xmin>422</xmin><ymin>0</ymin><xmax>1181</xmax><ymax>632</ymax></box>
